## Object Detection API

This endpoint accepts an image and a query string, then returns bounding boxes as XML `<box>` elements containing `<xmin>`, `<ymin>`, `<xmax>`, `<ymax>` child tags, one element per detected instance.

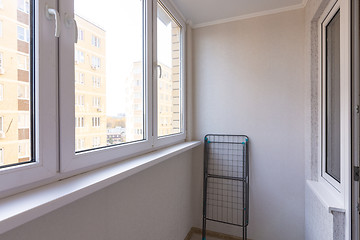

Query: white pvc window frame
<box><xmin>321</xmin><ymin>1</ymin><xmax>342</xmax><ymax>191</ymax></box>
<box><xmin>59</xmin><ymin>0</ymin><xmax>186</xmax><ymax>173</ymax></box>
<box><xmin>153</xmin><ymin>0</ymin><xmax>186</xmax><ymax>149</ymax></box>
<box><xmin>0</xmin><ymin>0</ymin><xmax>58</xmax><ymax>195</ymax></box>
<box><xmin>319</xmin><ymin>0</ymin><xmax>351</xmax><ymax>200</ymax></box>
<box><xmin>0</xmin><ymin>0</ymin><xmax>186</xmax><ymax>197</ymax></box>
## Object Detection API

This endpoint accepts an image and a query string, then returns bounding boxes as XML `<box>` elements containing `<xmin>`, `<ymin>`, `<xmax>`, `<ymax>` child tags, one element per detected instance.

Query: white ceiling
<box><xmin>171</xmin><ymin>0</ymin><xmax>306</xmax><ymax>28</ymax></box>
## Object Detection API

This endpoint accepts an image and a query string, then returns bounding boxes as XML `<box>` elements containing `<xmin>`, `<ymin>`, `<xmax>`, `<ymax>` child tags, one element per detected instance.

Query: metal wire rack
<box><xmin>202</xmin><ymin>134</ymin><xmax>249</xmax><ymax>240</ymax></box>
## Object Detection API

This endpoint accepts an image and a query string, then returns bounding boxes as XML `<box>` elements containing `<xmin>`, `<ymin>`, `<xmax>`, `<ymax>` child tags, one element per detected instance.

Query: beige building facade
<box><xmin>74</xmin><ymin>15</ymin><xmax>107</xmax><ymax>152</ymax></box>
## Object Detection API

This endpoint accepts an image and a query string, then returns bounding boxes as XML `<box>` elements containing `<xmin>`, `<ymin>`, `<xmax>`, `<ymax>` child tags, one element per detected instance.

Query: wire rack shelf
<box><xmin>202</xmin><ymin>134</ymin><xmax>249</xmax><ymax>240</ymax></box>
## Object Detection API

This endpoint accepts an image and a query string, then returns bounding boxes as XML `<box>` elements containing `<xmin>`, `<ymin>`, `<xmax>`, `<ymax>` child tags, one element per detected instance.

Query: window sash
<box><xmin>152</xmin><ymin>0</ymin><xmax>186</xmax><ymax>148</ymax></box>
<box><xmin>320</xmin><ymin>0</ymin><xmax>347</xmax><ymax>192</ymax></box>
<box><xmin>0</xmin><ymin>0</ymin><xmax>186</xmax><ymax>195</ymax></box>
<box><xmin>0</xmin><ymin>0</ymin><xmax>57</xmax><ymax>196</ymax></box>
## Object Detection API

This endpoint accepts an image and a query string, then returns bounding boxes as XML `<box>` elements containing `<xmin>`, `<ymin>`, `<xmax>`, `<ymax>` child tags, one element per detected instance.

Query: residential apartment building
<box><xmin>170</xmin><ymin>23</ymin><xmax>180</xmax><ymax>134</ymax></box>
<box><xmin>158</xmin><ymin>62</ymin><xmax>175</xmax><ymax>136</ymax></box>
<box><xmin>125</xmin><ymin>61</ymin><xmax>143</xmax><ymax>142</ymax></box>
<box><xmin>74</xmin><ymin>15</ymin><xmax>106</xmax><ymax>151</ymax></box>
<box><xmin>0</xmin><ymin>0</ymin><xmax>31</xmax><ymax>166</ymax></box>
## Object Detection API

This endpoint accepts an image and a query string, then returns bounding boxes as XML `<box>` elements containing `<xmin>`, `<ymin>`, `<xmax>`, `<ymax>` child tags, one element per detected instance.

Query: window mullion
<box><xmin>150</xmin><ymin>0</ymin><xmax>157</xmax><ymax>146</ymax></box>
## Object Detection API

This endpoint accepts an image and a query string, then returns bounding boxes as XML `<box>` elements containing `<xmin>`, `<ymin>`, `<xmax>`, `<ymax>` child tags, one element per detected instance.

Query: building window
<box><xmin>17</xmin><ymin>0</ymin><xmax>30</xmax><ymax>14</ymax></box>
<box><xmin>18</xmin><ymin>142</ymin><xmax>30</xmax><ymax>158</ymax></box>
<box><xmin>0</xmin><ymin>52</ymin><xmax>4</xmax><ymax>71</ymax></box>
<box><xmin>321</xmin><ymin>5</ymin><xmax>341</xmax><ymax>186</ymax></box>
<box><xmin>17</xmin><ymin>54</ymin><xmax>29</xmax><ymax>71</ymax></box>
<box><xmin>18</xmin><ymin>84</ymin><xmax>30</xmax><ymax>99</ymax></box>
<box><xmin>75</xmin><ymin>71</ymin><xmax>85</xmax><ymax>84</ymax></box>
<box><xmin>0</xmin><ymin>116</ymin><xmax>3</xmax><ymax>132</ymax></box>
<box><xmin>91</xmin><ymin>56</ymin><xmax>101</xmax><ymax>69</ymax></box>
<box><xmin>0</xmin><ymin>21</ymin><xmax>3</xmax><ymax>38</ymax></box>
<box><xmin>92</xmin><ymin>136</ymin><xmax>100</xmax><ymax>147</ymax></box>
<box><xmin>91</xmin><ymin>35</ymin><xmax>100</xmax><ymax>48</ymax></box>
<box><xmin>75</xmin><ymin>117</ymin><xmax>84</xmax><ymax>128</ymax></box>
<box><xmin>78</xmin><ymin>29</ymin><xmax>84</xmax><ymax>41</ymax></box>
<box><xmin>92</xmin><ymin>117</ymin><xmax>100</xmax><ymax>127</ymax></box>
<box><xmin>0</xmin><ymin>148</ymin><xmax>3</xmax><ymax>165</ymax></box>
<box><xmin>79</xmin><ymin>72</ymin><xmax>85</xmax><ymax>84</ymax></box>
<box><xmin>76</xmin><ymin>138</ymin><xmax>85</xmax><ymax>151</ymax></box>
<box><xmin>92</xmin><ymin>96</ymin><xmax>101</xmax><ymax>107</ymax></box>
<box><xmin>92</xmin><ymin>76</ymin><xmax>101</xmax><ymax>87</ymax></box>
<box><xmin>75</xmin><ymin>95</ymin><xmax>84</xmax><ymax>106</ymax></box>
<box><xmin>18</xmin><ymin>113</ymin><xmax>30</xmax><ymax>128</ymax></box>
<box><xmin>0</xmin><ymin>84</ymin><xmax>3</xmax><ymax>101</ymax></box>
<box><xmin>17</xmin><ymin>26</ymin><xmax>30</xmax><ymax>42</ymax></box>
<box><xmin>75</xmin><ymin>49</ymin><xmax>84</xmax><ymax>64</ymax></box>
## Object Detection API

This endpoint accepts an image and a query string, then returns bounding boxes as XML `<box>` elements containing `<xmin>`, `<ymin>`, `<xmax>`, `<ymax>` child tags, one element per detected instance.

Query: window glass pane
<box><xmin>157</xmin><ymin>2</ymin><xmax>182</xmax><ymax>137</ymax></box>
<box><xmin>0</xmin><ymin>0</ymin><xmax>32</xmax><ymax>167</ymax></box>
<box><xmin>325</xmin><ymin>10</ymin><xmax>340</xmax><ymax>182</ymax></box>
<box><xmin>74</xmin><ymin>0</ymin><xmax>144</xmax><ymax>152</ymax></box>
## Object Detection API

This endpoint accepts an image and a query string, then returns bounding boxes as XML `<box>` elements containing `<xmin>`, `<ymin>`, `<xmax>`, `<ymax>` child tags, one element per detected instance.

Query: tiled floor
<box><xmin>190</xmin><ymin>233</ymin><xmax>221</xmax><ymax>240</ymax></box>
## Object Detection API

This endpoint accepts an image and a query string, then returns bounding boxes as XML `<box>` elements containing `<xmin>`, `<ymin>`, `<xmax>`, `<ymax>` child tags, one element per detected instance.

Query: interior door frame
<box><xmin>351</xmin><ymin>0</ymin><xmax>360</xmax><ymax>238</ymax></box>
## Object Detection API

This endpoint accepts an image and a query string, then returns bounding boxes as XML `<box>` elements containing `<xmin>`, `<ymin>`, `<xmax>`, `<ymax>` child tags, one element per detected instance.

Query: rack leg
<box><xmin>202</xmin><ymin>217</ymin><xmax>206</xmax><ymax>240</ymax></box>
<box><xmin>243</xmin><ymin>226</ymin><xmax>247</xmax><ymax>240</ymax></box>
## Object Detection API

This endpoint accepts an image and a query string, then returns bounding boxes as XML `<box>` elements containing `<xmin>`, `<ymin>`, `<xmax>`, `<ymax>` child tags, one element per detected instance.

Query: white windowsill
<box><xmin>306</xmin><ymin>180</ymin><xmax>345</xmax><ymax>213</ymax></box>
<box><xmin>0</xmin><ymin>141</ymin><xmax>201</xmax><ymax>235</ymax></box>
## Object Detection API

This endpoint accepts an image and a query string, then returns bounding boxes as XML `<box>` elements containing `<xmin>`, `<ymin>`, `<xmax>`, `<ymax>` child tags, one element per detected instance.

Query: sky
<box><xmin>75</xmin><ymin>0</ymin><xmax>173</xmax><ymax>116</ymax></box>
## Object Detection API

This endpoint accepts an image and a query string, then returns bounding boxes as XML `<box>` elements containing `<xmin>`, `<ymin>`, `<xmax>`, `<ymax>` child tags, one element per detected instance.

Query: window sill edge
<box><xmin>306</xmin><ymin>180</ymin><xmax>345</xmax><ymax>214</ymax></box>
<box><xmin>0</xmin><ymin>141</ymin><xmax>201</xmax><ymax>235</ymax></box>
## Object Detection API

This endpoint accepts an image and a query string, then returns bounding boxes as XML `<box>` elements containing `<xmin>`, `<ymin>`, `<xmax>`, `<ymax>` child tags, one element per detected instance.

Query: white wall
<box><xmin>0</xmin><ymin>151</ymin><xmax>195</xmax><ymax>240</ymax></box>
<box><xmin>192</xmin><ymin>9</ymin><xmax>305</xmax><ymax>240</ymax></box>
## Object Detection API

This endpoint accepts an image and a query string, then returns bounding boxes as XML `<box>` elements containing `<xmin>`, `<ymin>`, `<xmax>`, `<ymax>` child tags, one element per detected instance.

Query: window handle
<box><xmin>45</xmin><ymin>4</ymin><xmax>61</xmax><ymax>37</ymax></box>
<box><xmin>64</xmin><ymin>13</ymin><xmax>78</xmax><ymax>43</ymax></box>
<box><xmin>157</xmin><ymin>65</ymin><xmax>162</xmax><ymax>78</ymax></box>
